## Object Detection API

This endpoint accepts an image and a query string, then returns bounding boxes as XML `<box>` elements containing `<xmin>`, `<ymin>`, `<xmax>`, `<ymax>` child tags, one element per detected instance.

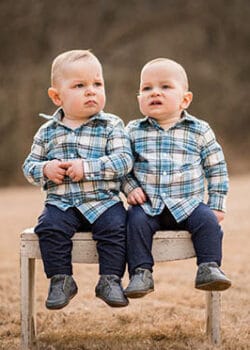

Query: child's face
<box><xmin>49</xmin><ymin>58</ymin><xmax>106</xmax><ymax>121</ymax></box>
<box><xmin>138</xmin><ymin>61</ymin><xmax>192</xmax><ymax>124</ymax></box>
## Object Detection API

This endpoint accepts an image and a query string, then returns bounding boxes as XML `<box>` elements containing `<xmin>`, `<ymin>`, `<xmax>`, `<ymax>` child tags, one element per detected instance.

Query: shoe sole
<box><xmin>124</xmin><ymin>288</ymin><xmax>154</xmax><ymax>298</ymax></box>
<box><xmin>195</xmin><ymin>280</ymin><xmax>231</xmax><ymax>291</ymax></box>
<box><xmin>46</xmin><ymin>289</ymin><xmax>78</xmax><ymax>310</ymax></box>
<box><xmin>96</xmin><ymin>294</ymin><xmax>129</xmax><ymax>307</ymax></box>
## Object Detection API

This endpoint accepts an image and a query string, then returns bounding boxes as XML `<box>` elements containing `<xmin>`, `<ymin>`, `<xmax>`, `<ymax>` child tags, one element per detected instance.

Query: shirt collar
<box><xmin>39</xmin><ymin>107</ymin><xmax>107</xmax><ymax>126</ymax></box>
<box><xmin>138</xmin><ymin>110</ymin><xmax>195</xmax><ymax>129</ymax></box>
<box><xmin>39</xmin><ymin>107</ymin><xmax>64</xmax><ymax>123</ymax></box>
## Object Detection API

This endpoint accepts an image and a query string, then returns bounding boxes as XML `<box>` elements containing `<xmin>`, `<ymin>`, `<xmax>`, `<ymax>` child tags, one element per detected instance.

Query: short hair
<box><xmin>141</xmin><ymin>58</ymin><xmax>189</xmax><ymax>91</ymax></box>
<box><xmin>51</xmin><ymin>50</ymin><xmax>102</xmax><ymax>86</ymax></box>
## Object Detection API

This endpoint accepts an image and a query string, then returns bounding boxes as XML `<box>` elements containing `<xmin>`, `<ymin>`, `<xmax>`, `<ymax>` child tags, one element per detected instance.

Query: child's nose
<box><xmin>151</xmin><ymin>88</ymin><xmax>161</xmax><ymax>96</ymax></box>
<box><xmin>85</xmin><ymin>86</ymin><xmax>96</xmax><ymax>95</ymax></box>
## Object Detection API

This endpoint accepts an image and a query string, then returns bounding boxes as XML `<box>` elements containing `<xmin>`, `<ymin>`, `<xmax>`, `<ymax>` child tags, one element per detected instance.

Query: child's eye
<box><xmin>75</xmin><ymin>83</ymin><xmax>84</xmax><ymax>88</ymax></box>
<box><xmin>94</xmin><ymin>82</ymin><xmax>103</xmax><ymax>87</ymax></box>
<box><xmin>142</xmin><ymin>86</ymin><xmax>151</xmax><ymax>91</ymax></box>
<box><xmin>162</xmin><ymin>84</ymin><xmax>170</xmax><ymax>89</ymax></box>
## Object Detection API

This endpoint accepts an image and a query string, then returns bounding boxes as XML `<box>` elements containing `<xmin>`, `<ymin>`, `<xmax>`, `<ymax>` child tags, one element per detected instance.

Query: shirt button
<box><xmin>90</xmin><ymin>174</ymin><xmax>95</xmax><ymax>178</ymax></box>
<box><xmin>70</xmin><ymin>153</ymin><xmax>75</xmax><ymax>158</ymax></box>
<box><xmin>163</xmin><ymin>171</ymin><xmax>167</xmax><ymax>176</ymax></box>
<box><xmin>162</xmin><ymin>193</ymin><xmax>167</xmax><ymax>197</ymax></box>
<box><xmin>75</xmin><ymin>199</ymin><xmax>80</xmax><ymax>205</ymax></box>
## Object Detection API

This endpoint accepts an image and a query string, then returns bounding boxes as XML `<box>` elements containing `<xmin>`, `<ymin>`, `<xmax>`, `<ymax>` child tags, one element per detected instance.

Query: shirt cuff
<box><xmin>122</xmin><ymin>178</ymin><xmax>140</xmax><ymax>195</ymax></box>
<box><xmin>26</xmin><ymin>161</ymin><xmax>48</xmax><ymax>185</ymax></box>
<box><xmin>207</xmin><ymin>194</ymin><xmax>227</xmax><ymax>212</ymax></box>
<box><xmin>83</xmin><ymin>159</ymin><xmax>102</xmax><ymax>180</ymax></box>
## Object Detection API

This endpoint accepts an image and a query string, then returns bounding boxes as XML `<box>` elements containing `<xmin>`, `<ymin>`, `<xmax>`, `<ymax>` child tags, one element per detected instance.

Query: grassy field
<box><xmin>0</xmin><ymin>175</ymin><xmax>249</xmax><ymax>349</ymax></box>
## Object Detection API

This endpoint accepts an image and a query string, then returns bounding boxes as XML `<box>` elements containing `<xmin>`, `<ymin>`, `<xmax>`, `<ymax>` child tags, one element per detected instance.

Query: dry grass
<box><xmin>0</xmin><ymin>175</ymin><xmax>250</xmax><ymax>349</ymax></box>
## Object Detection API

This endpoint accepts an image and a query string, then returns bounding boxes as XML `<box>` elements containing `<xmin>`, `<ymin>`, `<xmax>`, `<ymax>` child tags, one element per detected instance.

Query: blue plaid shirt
<box><xmin>122</xmin><ymin>111</ymin><xmax>229</xmax><ymax>223</ymax></box>
<box><xmin>23</xmin><ymin>108</ymin><xmax>133</xmax><ymax>223</ymax></box>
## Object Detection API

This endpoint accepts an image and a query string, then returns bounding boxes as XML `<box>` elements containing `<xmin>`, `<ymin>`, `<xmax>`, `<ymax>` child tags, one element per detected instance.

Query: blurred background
<box><xmin>0</xmin><ymin>0</ymin><xmax>249</xmax><ymax>186</ymax></box>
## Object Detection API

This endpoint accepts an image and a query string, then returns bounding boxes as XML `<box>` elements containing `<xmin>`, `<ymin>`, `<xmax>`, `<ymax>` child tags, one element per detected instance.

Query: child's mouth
<box><xmin>85</xmin><ymin>100</ymin><xmax>97</xmax><ymax>106</ymax></box>
<box><xmin>150</xmin><ymin>101</ymin><xmax>162</xmax><ymax>105</ymax></box>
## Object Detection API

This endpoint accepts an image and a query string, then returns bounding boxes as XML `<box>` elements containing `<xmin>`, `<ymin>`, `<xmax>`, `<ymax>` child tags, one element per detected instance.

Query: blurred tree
<box><xmin>0</xmin><ymin>0</ymin><xmax>249</xmax><ymax>185</ymax></box>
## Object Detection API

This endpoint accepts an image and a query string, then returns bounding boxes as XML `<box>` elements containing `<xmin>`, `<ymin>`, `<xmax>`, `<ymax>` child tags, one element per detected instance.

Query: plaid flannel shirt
<box><xmin>122</xmin><ymin>111</ymin><xmax>229</xmax><ymax>223</ymax></box>
<box><xmin>23</xmin><ymin>108</ymin><xmax>133</xmax><ymax>223</ymax></box>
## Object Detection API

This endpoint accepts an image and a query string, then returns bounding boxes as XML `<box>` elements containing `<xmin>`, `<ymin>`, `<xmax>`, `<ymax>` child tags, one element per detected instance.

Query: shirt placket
<box><xmin>159</xmin><ymin>131</ymin><xmax>171</xmax><ymax>203</ymax></box>
<box><xmin>67</xmin><ymin>130</ymin><xmax>81</xmax><ymax>207</ymax></box>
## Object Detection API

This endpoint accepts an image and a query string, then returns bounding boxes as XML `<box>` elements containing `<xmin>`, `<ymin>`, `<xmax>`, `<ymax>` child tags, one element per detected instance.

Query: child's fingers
<box><xmin>132</xmin><ymin>188</ymin><xmax>147</xmax><ymax>203</ymax></box>
<box><xmin>60</xmin><ymin>161</ymin><xmax>71</xmax><ymax>169</ymax></box>
<box><xmin>138</xmin><ymin>189</ymin><xmax>147</xmax><ymax>202</ymax></box>
<box><xmin>66</xmin><ymin>168</ymin><xmax>79</xmax><ymax>181</ymax></box>
<box><xmin>127</xmin><ymin>192</ymin><xmax>145</xmax><ymax>205</ymax></box>
<box><xmin>66</xmin><ymin>168</ymin><xmax>73</xmax><ymax>177</ymax></box>
<box><xmin>136</xmin><ymin>195</ymin><xmax>146</xmax><ymax>204</ymax></box>
<box><xmin>52</xmin><ymin>175</ymin><xmax>64</xmax><ymax>184</ymax></box>
<box><xmin>57</xmin><ymin>167</ymin><xmax>66</xmax><ymax>175</ymax></box>
<box><xmin>71</xmin><ymin>175</ymin><xmax>81</xmax><ymax>182</ymax></box>
<box><xmin>127</xmin><ymin>196</ymin><xmax>137</xmax><ymax>205</ymax></box>
<box><xmin>212</xmin><ymin>210</ymin><xmax>225</xmax><ymax>223</ymax></box>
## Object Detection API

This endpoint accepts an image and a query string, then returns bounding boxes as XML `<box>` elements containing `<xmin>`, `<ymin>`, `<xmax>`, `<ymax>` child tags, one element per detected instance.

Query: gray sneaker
<box><xmin>195</xmin><ymin>262</ymin><xmax>231</xmax><ymax>291</ymax></box>
<box><xmin>46</xmin><ymin>274</ymin><xmax>78</xmax><ymax>310</ymax></box>
<box><xmin>124</xmin><ymin>268</ymin><xmax>154</xmax><ymax>298</ymax></box>
<box><xmin>95</xmin><ymin>274</ymin><xmax>129</xmax><ymax>307</ymax></box>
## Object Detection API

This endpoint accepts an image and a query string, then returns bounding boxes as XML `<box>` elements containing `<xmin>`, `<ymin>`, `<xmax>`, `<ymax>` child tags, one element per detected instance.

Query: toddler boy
<box><xmin>23</xmin><ymin>50</ymin><xmax>133</xmax><ymax>308</ymax></box>
<box><xmin>122</xmin><ymin>58</ymin><xmax>231</xmax><ymax>298</ymax></box>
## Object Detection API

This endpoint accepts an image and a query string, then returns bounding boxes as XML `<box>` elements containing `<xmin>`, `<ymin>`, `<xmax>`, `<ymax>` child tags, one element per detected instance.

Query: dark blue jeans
<box><xmin>126</xmin><ymin>203</ymin><xmax>223</xmax><ymax>276</ymax></box>
<box><xmin>35</xmin><ymin>203</ymin><xmax>127</xmax><ymax>278</ymax></box>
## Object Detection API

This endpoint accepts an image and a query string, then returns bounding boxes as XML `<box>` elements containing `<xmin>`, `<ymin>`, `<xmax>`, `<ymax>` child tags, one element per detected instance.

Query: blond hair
<box><xmin>141</xmin><ymin>58</ymin><xmax>189</xmax><ymax>91</ymax></box>
<box><xmin>51</xmin><ymin>50</ymin><xmax>102</xmax><ymax>86</ymax></box>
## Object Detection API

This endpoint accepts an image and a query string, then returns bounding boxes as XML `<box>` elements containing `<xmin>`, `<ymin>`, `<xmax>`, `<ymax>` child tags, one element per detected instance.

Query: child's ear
<box><xmin>181</xmin><ymin>91</ymin><xmax>193</xmax><ymax>110</ymax></box>
<box><xmin>48</xmin><ymin>87</ymin><xmax>62</xmax><ymax>106</ymax></box>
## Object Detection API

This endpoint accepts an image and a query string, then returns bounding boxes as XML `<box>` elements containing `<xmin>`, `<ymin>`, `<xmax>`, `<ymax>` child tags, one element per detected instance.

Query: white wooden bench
<box><xmin>20</xmin><ymin>229</ymin><xmax>221</xmax><ymax>349</ymax></box>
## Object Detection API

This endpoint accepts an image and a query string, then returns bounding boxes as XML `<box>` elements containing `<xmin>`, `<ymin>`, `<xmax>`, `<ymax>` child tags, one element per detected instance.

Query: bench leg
<box><xmin>20</xmin><ymin>255</ymin><xmax>36</xmax><ymax>350</ymax></box>
<box><xmin>206</xmin><ymin>291</ymin><xmax>221</xmax><ymax>346</ymax></box>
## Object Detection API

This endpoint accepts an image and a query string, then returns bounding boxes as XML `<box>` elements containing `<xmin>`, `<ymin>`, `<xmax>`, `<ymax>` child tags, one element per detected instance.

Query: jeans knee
<box><xmin>35</xmin><ymin>217</ymin><xmax>52</xmax><ymax>235</ymax></box>
<box><xmin>127</xmin><ymin>205</ymin><xmax>160</xmax><ymax>236</ymax></box>
<box><xmin>127</xmin><ymin>206</ymin><xmax>147</xmax><ymax>228</ymax></box>
<box><xmin>93</xmin><ymin>203</ymin><xmax>127</xmax><ymax>240</ymax></box>
<box><xmin>188</xmin><ymin>203</ymin><xmax>221</xmax><ymax>232</ymax></box>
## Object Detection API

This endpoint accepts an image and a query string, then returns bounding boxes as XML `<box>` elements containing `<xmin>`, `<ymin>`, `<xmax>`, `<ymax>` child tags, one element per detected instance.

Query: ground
<box><xmin>0</xmin><ymin>175</ymin><xmax>249</xmax><ymax>349</ymax></box>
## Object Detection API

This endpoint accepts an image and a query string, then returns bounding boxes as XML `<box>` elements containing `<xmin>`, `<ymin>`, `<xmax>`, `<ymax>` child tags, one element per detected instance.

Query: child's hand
<box><xmin>212</xmin><ymin>210</ymin><xmax>225</xmax><ymax>223</ymax></box>
<box><xmin>63</xmin><ymin>159</ymin><xmax>84</xmax><ymax>182</ymax></box>
<box><xmin>127</xmin><ymin>187</ymin><xmax>147</xmax><ymax>205</ymax></box>
<box><xmin>43</xmin><ymin>160</ymin><xmax>67</xmax><ymax>184</ymax></box>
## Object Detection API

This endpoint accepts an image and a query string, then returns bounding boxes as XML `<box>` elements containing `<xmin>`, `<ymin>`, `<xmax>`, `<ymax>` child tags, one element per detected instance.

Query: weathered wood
<box><xmin>206</xmin><ymin>291</ymin><xmax>221</xmax><ymax>345</ymax></box>
<box><xmin>20</xmin><ymin>255</ymin><xmax>36</xmax><ymax>350</ymax></box>
<box><xmin>20</xmin><ymin>228</ymin><xmax>220</xmax><ymax>350</ymax></box>
<box><xmin>21</xmin><ymin>228</ymin><xmax>195</xmax><ymax>263</ymax></box>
